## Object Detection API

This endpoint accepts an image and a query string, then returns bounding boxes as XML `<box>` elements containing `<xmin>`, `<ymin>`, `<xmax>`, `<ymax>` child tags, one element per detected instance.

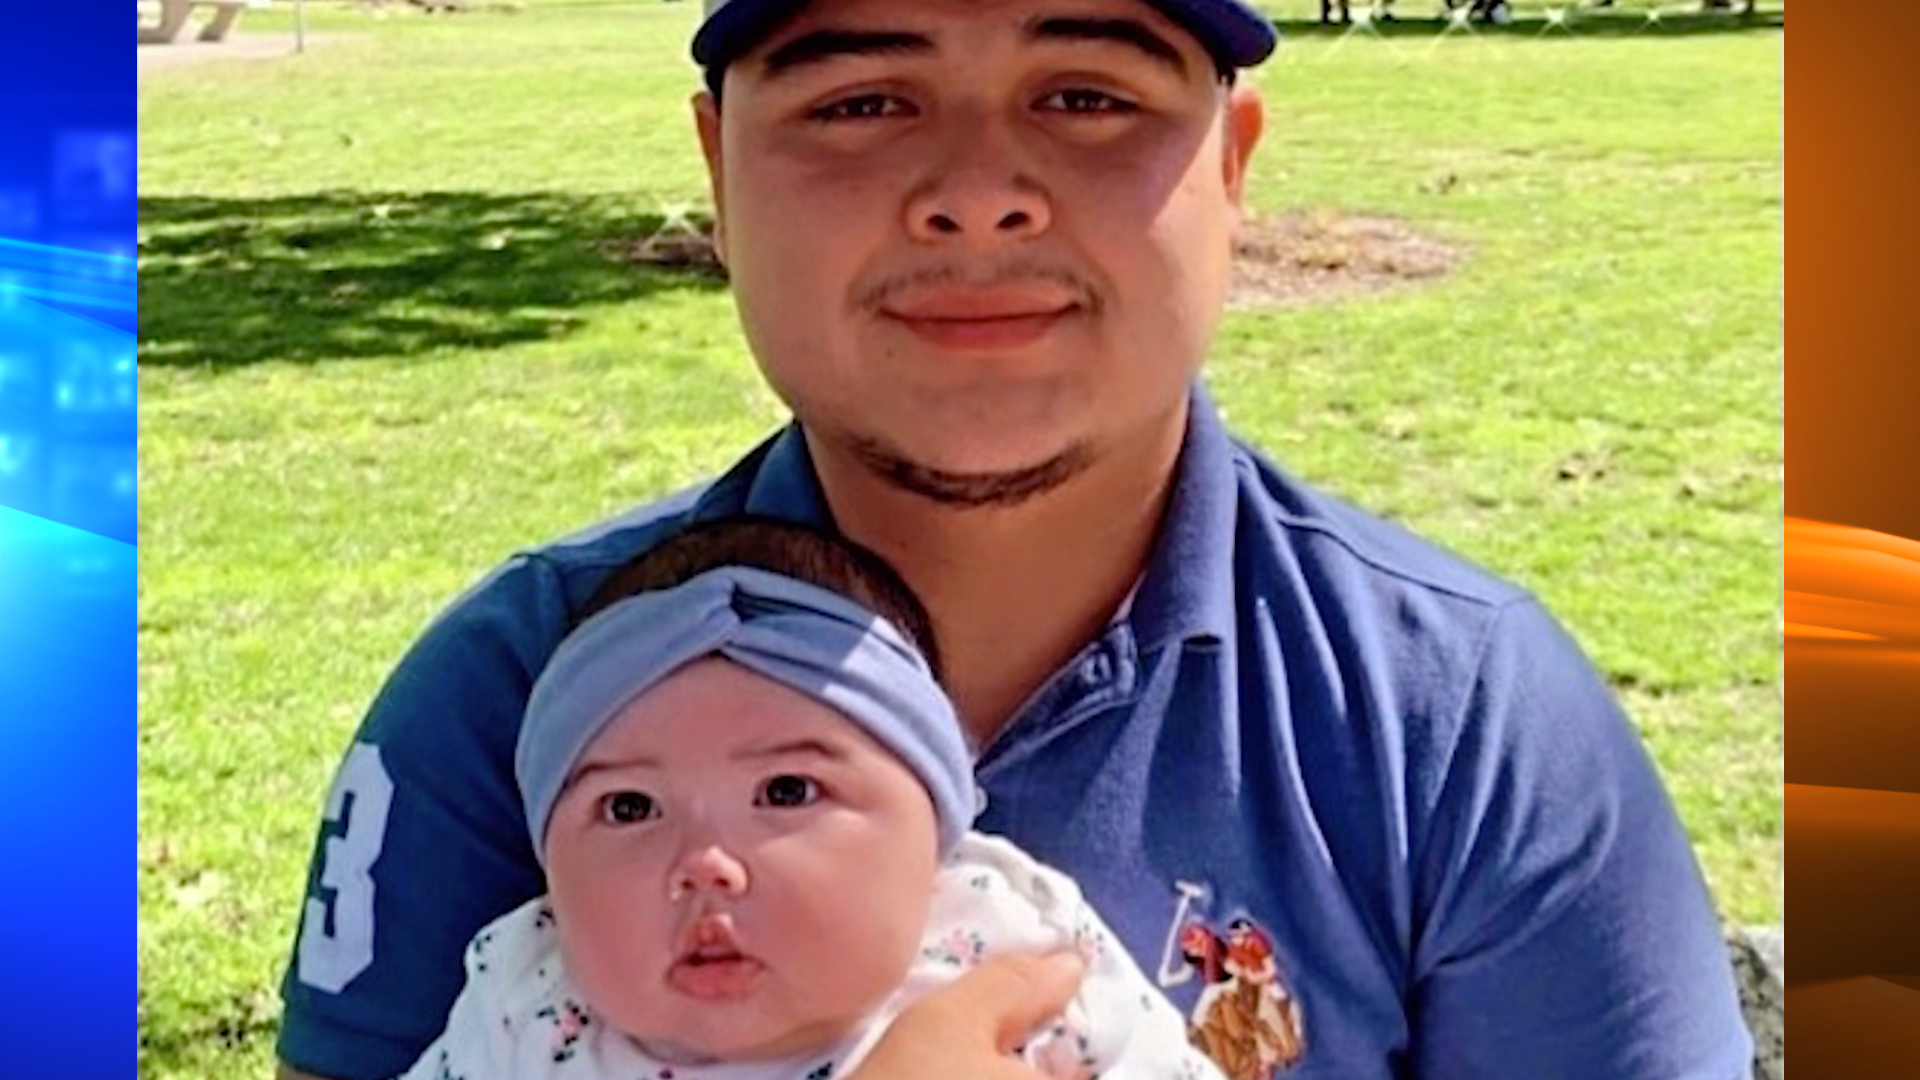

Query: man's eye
<box><xmin>599</xmin><ymin>791</ymin><xmax>658</xmax><ymax>825</ymax></box>
<box><xmin>1037</xmin><ymin>89</ymin><xmax>1136</xmax><ymax>115</ymax></box>
<box><xmin>809</xmin><ymin>94</ymin><xmax>913</xmax><ymax>122</ymax></box>
<box><xmin>756</xmin><ymin>774</ymin><xmax>821</xmax><ymax>808</ymax></box>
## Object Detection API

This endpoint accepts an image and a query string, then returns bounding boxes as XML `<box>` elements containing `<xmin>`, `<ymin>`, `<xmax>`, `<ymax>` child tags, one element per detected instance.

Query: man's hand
<box><xmin>848</xmin><ymin>951</ymin><xmax>1087</xmax><ymax>1080</ymax></box>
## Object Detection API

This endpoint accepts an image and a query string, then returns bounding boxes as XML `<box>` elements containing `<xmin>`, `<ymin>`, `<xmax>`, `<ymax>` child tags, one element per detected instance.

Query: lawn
<box><xmin>137</xmin><ymin>3</ymin><xmax>1783</xmax><ymax>1077</ymax></box>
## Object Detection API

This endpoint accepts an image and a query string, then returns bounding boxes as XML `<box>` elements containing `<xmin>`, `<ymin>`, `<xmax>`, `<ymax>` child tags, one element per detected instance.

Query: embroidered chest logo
<box><xmin>1154</xmin><ymin>881</ymin><xmax>1306</xmax><ymax>1078</ymax></box>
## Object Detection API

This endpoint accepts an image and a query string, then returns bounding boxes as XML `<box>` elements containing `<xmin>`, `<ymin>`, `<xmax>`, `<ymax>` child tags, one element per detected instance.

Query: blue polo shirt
<box><xmin>278</xmin><ymin>391</ymin><xmax>1751</xmax><ymax>1080</ymax></box>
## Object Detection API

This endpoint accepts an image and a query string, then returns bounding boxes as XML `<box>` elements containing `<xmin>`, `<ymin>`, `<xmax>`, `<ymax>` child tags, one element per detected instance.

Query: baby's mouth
<box><xmin>669</xmin><ymin>915</ymin><xmax>765</xmax><ymax>1000</ymax></box>
<box><xmin>681</xmin><ymin>945</ymin><xmax>753</xmax><ymax>968</ymax></box>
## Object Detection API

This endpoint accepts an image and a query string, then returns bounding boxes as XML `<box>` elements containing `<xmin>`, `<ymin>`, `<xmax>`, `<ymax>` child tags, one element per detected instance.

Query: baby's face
<box><xmin>544</xmin><ymin>656</ymin><xmax>942</xmax><ymax>1061</ymax></box>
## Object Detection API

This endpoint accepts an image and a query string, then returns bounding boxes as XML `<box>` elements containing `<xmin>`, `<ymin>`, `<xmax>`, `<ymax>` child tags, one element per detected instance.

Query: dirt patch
<box><xmin>137</xmin><ymin>0</ymin><xmax>520</xmax><ymax>79</ymax></box>
<box><xmin>610</xmin><ymin>222</ymin><xmax>727</xmax><ymax>280</ymax></box>
<box><xmin>138</xmin><ymin>33</ymin><xmax>342</xmax><ymax>77</ymax></box>
<box><xmin>357</xmin><ymin>0</ymin><xmax>524</xmax><ymax>12</ymax></box>
<box><xmin>1229</xmin><ymin>210</ymin><xmax>1463</xmax><ymax>308</ymax></box>
<box><xmin>614</xmin><ymin>209</ymin><xmax>1463</xmax><ymax>306</ymax></box>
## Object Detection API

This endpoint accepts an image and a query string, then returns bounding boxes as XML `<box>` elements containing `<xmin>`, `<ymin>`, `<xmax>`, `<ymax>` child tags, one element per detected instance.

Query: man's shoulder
<box><xmin>432</xmin><ymin>444</ymin><xmax>775</xmax><ymax>643</ymax></box>
<box><xmin>522</xmin><ymin>482</ymin><xmax>711</xmax><ymax>594</ymax></box>
<box><xmin>378</xmin><ymin>471</ymin><xmax>773</xmax><ymax>707</ymax></box>
<box><xmin>351</xmin><ymin>475</ymin><xmax>742</xmax><ymax>758</ymax></box>
<box><xmin>1211</xmin><ymin>437</ymin><xmax>1631</xmax><ymax>767</ymax></box>
<box><xmin>1226</xmin><ymin>438</ymin><xmax>1531</xmax><ymax>618</ymax></box>
<box><xmin>428</xmin><ymin>485</ymin><xmax>705</xmax><ymax>640</ymax></box>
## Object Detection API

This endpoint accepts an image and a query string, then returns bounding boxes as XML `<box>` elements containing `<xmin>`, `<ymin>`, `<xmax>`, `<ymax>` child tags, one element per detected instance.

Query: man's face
<box><xmin>697</xmin><ymin>0</ymin><xmax>1264</xmax><ymax>506</ymax></box>
<box><xmin>543</xmin><ymin>658</ymin><xmax>940</xmax><ymax>1060</ymax></box>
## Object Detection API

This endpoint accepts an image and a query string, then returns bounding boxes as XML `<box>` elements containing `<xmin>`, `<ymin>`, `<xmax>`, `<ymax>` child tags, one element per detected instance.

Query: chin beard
<box><xmin>847</xmin><ymin>436</ymin><xmax>1093</xmax><ymax>509</ymax></box>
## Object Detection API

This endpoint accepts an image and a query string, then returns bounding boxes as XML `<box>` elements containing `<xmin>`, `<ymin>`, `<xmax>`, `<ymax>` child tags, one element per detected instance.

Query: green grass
<box><xmin>138</xmin><ymin>3</ymin><xmax>1782</xmax><ymax>1077</ymax></box>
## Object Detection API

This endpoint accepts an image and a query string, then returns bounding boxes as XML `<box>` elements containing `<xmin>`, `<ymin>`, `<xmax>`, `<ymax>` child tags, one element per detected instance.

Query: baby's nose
<box><xmin>668</xmin><ymin>843</ymin><xmax>748</xmax><ymax>900</ymax></box>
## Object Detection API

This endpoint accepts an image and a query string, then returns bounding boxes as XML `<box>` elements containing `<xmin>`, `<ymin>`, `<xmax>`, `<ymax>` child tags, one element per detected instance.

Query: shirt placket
<box><xmin>976</xmin><ymin>624</ymin><xmax>1141</xmax><ymax>779</ymax></box>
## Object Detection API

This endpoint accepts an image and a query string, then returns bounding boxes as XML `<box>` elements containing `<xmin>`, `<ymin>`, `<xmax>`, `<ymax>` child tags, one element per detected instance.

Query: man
<box><xmin>277</xmin><ymin>2</ymin><xmax>1753</xmax><ymax>1078</ymax></box>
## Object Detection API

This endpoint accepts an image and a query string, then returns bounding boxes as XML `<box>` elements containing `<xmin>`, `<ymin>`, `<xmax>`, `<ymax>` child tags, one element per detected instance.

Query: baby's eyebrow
<box><xmin>569</xmin><ymin>756</ymin><xmax>663</xmax><ymax>784</ymax></box>
<box><xmin>732</xmin><ymin>738</ymin><xmax>847</xmax><ymax>762</ymax></box>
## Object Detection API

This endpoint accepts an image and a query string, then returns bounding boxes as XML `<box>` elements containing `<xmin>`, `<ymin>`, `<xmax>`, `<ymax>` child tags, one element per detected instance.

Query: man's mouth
<box><xmin>880</xmin><ymin>288</ymin><xmax>1082</xmax><ymax>351</ymax></box>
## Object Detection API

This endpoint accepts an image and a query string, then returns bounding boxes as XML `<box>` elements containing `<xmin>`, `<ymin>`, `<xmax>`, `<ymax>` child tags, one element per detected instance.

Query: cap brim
<box><xmin>1151</xmin><ymin>0</ymin><xmax>1277</xmax><ymax>68</ymax></box>
<box><xmin>693</xmin><ymin>0</ymin><xmax>1276</xmax><ymax>73</ymax></box>
<box><xmin>691</xmin><ymin>0</ymin><xmax>806</xmax><ymax>69</ymax></box>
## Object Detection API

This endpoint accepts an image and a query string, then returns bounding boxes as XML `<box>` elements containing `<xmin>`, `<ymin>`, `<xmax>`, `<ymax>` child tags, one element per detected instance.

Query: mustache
<box><xmin>853</xmin><ymin>259</ymin><xmax>1105</xmax><ymax>315</ymax></box>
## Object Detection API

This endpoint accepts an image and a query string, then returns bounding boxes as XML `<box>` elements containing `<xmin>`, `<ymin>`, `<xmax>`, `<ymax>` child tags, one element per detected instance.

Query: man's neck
<box><xmin>809</xmin><ymin>414</ymin><xmax>1187</xmax><ymax>748</ymax></box>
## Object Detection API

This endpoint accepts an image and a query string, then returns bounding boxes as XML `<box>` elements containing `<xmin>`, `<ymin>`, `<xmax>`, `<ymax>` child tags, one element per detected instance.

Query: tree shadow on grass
<box><xmin>1271</xmin><ymin>8</ymin><xmax>1784</xmax><ymax>40</ymax></box>
<box><xmin>137</xmin><ymin>190</ymin><xmax>727</xmax><ymax>371</ymax></box>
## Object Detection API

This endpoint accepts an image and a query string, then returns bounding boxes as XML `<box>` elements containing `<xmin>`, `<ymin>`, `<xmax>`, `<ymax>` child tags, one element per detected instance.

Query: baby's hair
<box><xmin>573</xmin><ymin>516</ymin><xmax>944</xmax><ymax>682</ymax></box>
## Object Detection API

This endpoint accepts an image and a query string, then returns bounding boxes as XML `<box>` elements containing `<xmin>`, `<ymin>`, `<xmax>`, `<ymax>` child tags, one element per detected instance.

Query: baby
<box><xmin>397</xmin><ymin>518</ymin><xmax>1224</xmax><ymax>1080</ymax></box>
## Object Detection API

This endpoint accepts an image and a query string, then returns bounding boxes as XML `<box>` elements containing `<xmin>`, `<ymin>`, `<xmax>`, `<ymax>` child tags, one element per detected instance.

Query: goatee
<box><xmin>848</xmin><ymin>437</ymin><xmax>1093</xmax><ymax>509</ymax></box>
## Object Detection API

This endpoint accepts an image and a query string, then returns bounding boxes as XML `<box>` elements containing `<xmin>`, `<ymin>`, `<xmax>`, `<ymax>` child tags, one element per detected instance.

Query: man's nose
<box><xmin>667</xmin><ymin>842</ymin><xmax>749</xmax><ymax>901</ymax></box>
<box><xmin>904</xmin><ymin>124</ymin><xmax>1052</xmax><ymax>245</ymax></box>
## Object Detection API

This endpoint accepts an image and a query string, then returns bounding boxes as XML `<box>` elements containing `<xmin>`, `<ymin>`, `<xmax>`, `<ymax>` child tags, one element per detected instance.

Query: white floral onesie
<box><xmin>395</xmin><ymin>832</ymin><xmax>1223</xmax><ymax>1080</ymax></box>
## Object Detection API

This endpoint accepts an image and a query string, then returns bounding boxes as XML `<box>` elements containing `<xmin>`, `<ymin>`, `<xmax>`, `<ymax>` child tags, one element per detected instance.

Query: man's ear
<box><xmin>1220</xmin><ymin>84</ymin><xmax>1266</xmax><ymax>219</ymax></box>
<box><xmin>693</xmin><ymin>90</ymin><xmax>729</xmax><ymax>267</ymax></box>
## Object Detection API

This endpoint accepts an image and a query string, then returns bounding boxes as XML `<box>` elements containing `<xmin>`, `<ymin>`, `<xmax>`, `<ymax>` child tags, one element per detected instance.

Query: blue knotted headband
<box><xmin>518</xmin><ymin>565</ymin><xmax>978</xmax><ymax>865</ymax></box>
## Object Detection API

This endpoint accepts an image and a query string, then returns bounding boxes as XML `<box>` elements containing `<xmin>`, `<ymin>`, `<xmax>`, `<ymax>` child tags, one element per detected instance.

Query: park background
<box><xmin>136</xmin><ymin>3</ymin><xmax>1784</xmax><ymax>1077</ymax></box>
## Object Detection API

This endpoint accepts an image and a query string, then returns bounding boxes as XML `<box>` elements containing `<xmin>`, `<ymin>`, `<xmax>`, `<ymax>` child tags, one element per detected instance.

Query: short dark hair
<box><xmin>573</xmin><ymin>516</ymin><xmax>944</xmax><ymax>681</ymax></box>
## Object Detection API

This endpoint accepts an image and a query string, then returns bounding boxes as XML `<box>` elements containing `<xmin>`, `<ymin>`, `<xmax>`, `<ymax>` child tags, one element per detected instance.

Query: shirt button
<box><xmin>1079</xmin><ymin>651</ymin><xmax>1114</xmax><ymax>687</ymax></box>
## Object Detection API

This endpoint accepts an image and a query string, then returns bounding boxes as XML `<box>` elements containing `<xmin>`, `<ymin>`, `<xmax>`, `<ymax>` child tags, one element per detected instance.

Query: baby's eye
<box><xmin>599</xmin><ymin>790</ymin><xmax>658</xmax><ymax>825</ymax></box>
<box><xmin>756</xmin><ymin>774</ymin><xmax>821</xmax><ymax>809</ymax></box>
<box><xmin>809</xmin><ymin>94</ymin><xmax>914</xmax><ymax>122</ymax></box>
<box><xmin>1036</xmin><ymin>89</ymin><xmax>1137</xmax><ymax>115</ymax></box>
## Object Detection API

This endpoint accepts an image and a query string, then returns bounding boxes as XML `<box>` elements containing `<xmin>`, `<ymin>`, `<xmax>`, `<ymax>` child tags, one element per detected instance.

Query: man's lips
<box><xmin>884</xmin><ymin>287</ymin><xmax>1079</xmax><ymax>322</ymax></box>
<box><xmin>881</xmin><ymin>292</ymin><xmax>1081</xmax><ymax>351</ymax></box>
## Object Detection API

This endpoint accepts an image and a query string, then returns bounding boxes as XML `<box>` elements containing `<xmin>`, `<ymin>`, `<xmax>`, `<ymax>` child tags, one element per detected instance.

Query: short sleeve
<box><xmin>277</xmin><ymin>556</ymin><xmax>571</xmax><ymax>1080</ymax></box>
<box><xmin>1408</xmin><ymin>600</ymin><xmax>1753</xmax><ymax>1079</ymax></box>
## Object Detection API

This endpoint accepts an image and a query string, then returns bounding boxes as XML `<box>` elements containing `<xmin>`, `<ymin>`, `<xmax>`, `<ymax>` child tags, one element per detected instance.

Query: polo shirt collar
<box><xmin>720</xmin><ymin>384</ymin><xmax>1240</xmax><ymax>654</ymax></box>
<box><xmin>737</xmin><ymin>425</ymin><xmax>833</xmax><ymax>530</ymax></box>
<box><xmin>1129</xmin><ymin>386</ymin><xmax>1240</xmax><ymax>654</ymax></box>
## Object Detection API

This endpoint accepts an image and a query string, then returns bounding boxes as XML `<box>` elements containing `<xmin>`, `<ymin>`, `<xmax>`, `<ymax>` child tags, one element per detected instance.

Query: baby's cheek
<box><xmin>782</xmin><ymin>882</ymin><xmax>924</xmax><ymax>1012</ymax></box>
<box><xmin>550</xmin><ymin>877</ymin><xmax>675</xmax><ymax>1033</ymax></box>
<box><xmin>808</xmin><ymin>925</ymin><xmax>921</xmax><ymax>1019</ymax></box>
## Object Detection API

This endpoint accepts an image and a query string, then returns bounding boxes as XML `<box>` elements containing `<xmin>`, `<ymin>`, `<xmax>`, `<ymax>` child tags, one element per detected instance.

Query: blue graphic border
<box><xmin>0</xmin><ymin>4</ymin><xmax>132</xmax><ymax>1077</ymax></box>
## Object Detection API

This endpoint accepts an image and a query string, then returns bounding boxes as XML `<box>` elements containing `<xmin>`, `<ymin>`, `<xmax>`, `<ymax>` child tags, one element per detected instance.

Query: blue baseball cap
<box><xmin>692</xmin><ymin>0</ymin><xmax>1277</xmax><ymax>74</ymax></box>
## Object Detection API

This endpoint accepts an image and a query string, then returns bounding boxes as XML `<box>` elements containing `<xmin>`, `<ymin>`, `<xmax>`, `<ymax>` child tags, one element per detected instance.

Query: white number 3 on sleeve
<box><xmin>296</xmin><ymin>742</ymin><xmax>394</xmax><ymax>993</ymax></box>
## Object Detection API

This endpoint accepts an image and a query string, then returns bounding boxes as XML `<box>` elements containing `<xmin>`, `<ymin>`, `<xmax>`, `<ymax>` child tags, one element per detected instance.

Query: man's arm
<box><xmin>276</xmin><ymin>555</ymin><xmax>569</xmax><ymax>1080</ymax></box>
<box><xmin>1408</xmin><ymin>600</ymin><xmax>1753</xmax><ymax>1079</ymax></box>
